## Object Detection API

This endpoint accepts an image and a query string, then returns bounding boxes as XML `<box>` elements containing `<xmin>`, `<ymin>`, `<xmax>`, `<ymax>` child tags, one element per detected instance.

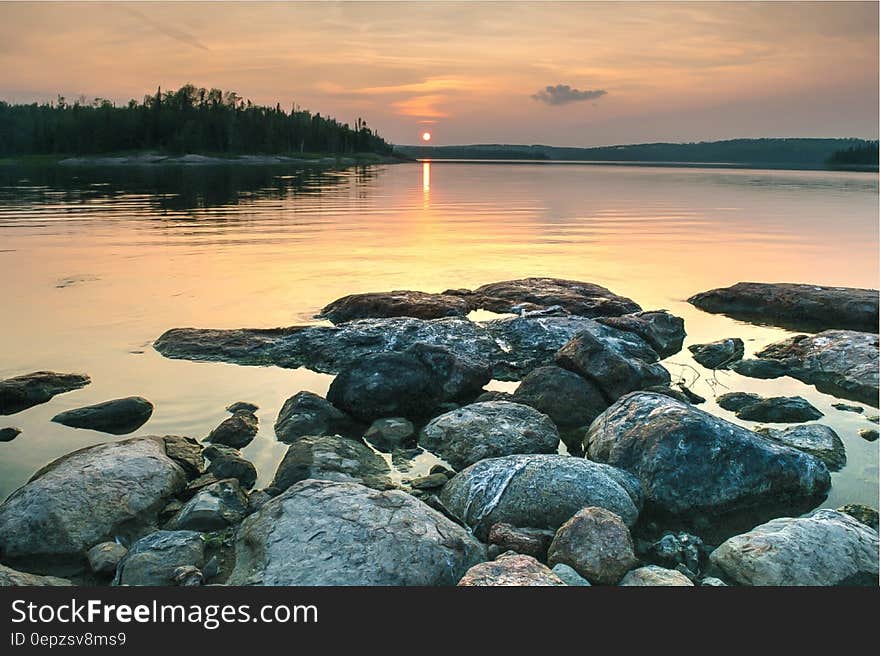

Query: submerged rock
<box><xmin>419</xmin><ymin>401</ymin><xmax>560</xmax><ymax>470</ymax></box>
<box><xmin>457</xmin><ymin>553</ymin><xmax>564</xmax><ymax>586</ymax></box>
<box><xmin>440</xmin><ymin>454</ymin><xmax>642</xmax><ymax>541</ymax></box>
<box><xmin>756</xmin><ymin>424</ymin><xmax>846</xmax><ymax>470</ymax></box>
<box><xmin>0</xmin><ymin>564</ymin><xmax>72</xmax><ymax>586</ymax></box>
<box><xmin>318</xmin><ymin>290</ymin><xmax>473</xmax><ymax>323</ymax></box>
<box><xmin>710</xmin><ymin>509</ymin><xmax>879</xmax><ymax>586</ymax></box>
<box><xmin>0</xmin><ymin>371</ymin><xmax>91</xmax><ymax>415</ymax></box>
<box><xmin>171</xmin><ymin>479</ymin><xmax>248</xmax><ymax>531</ymax></box>
<box><xmin>585</xmin><ymin>392</ymin><xmax>831</xmax><ymax>525</ymax></box>
<box><xmin>87</xmin><ymin>542</ymin><xmax>128</xmax><ymax>575</ymax></box>
<box><xmin>548</xmin><ymin>507</ymin><xmax>639</xmax><ymax>584</ymax></box>
<box><xmin>206</xmin><ymin>410</ymin><xmax>258</xmax><ymax>449</ymax></box>
<box><xmin>619</xmin><ymin>565</ymin><xmax>694</xmax><ymax>587</ymax></box>
<box><xmin>688</xmin><ymin>338</ymin><xmax>744</xmax><ymax>369</ymax></box>
<box><xmin>114</xmin><ymin>530</ymin><xmax>206</xmax><ymax>586</ymax></box>
<box><xmin>0</xmin><ymin>426</ymin><xmax>21</xmax><ymax>441</ymax></box>
<box><xmin>729</xmin><ymin>358</ymin><xmax>786</xmax><ymax>379</ymax></box>
<box><xmin>716</xmin><ymin>391</ymin><xmax>762</xmax><ymax>412</ymax></box>
<box><xmin>270</xmin><ymin>434</ymin><xmax>392</xmax><ymax>492</ymax></box>
<box><xmin>735</xmin><ymin>396</ymin><xmax>823</xmax><ymax>423</ymax></box>
<box><xmin>859</xmin><ymin>428</ymin><xmax>879</xmax><ymax>442</ymax></box>
<box><xmin>837</xmin><ymin>504</ymin><xmax>879</xmax><ymax>532</ymax></box>
<box><xmin>688</xmin><ymin>282</ymin><xmax>878</xmax><ymax>332</ymax></box>
<box><xmin>51</xmin><ymin>396</ymin><xmax>153</xmax><ymax>435</ymax></box>
<box><xmin>227</xmin><ymin>480</ymin><xmax>485</xmax><ymax>585</ymax></box>
<box><xmin>596</xmin><ymin>310</ymin><xmax>686</xmax><ymax>358</ymax></box>
<box><xmin>488</xmin><ymin>523</ymin><xmax>555</xmax><ymax>561</ymax></box>
<box><xmin>274</xmin><ymin>391</ymin><xmax>359</xmax><ymax>444</ymax></box>
<box><xmin>364</xmin><ymin>417</ymin><xmax>415</xmax><ymax>451</ymax></box>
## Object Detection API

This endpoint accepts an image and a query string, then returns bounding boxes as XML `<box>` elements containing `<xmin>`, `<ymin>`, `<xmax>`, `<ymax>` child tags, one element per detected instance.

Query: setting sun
<box><xmin>421</xmin><ymin>131</ymin><xmax>432</xmax><ymax>142</ymax></box>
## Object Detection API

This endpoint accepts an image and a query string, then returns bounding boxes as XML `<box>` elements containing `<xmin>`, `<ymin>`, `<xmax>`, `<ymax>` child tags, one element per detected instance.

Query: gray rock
<box><xmin>410</xmin><ymin>473</ymin><xmax>449</xmax><ymax>490</ymax></box>
<box><xmin>735</xmin><ymin>396</ymin><xmax>823</xmax><ymax>423</ymax></box>
<box><xmin>171</xmin><ymin>479</ymin><xmax>248</xmax><ymax>531</ymax></box>
<box><xmin>87</xmin><ymin>542</ymin><xmax>128</xmax><ymax>575</ymax></box>
<box><xmin>51</xmin><ymin>396</ymin><xmax>153</xmax><ymax>435</ymax></box>
<box><xmin>688</xmin><ymin>282</ymin><xmax>878</xmax><ymax>332</ymax></box>
<box><xmin>274</xmin><ymin>391</ymin><xmax>359</xmax><ymax>444</ymax></box>
<box><xmin>488</xmin><ymin>523</ymin><xmax>555</xmax><ymax>561</ymax></box>
<box><xmin>649</xmin><ymin>532</ymin><xmax>704</xmax><ymax>574</ymax></box>
<box><xmin>406</xmin><ymin>342</ymin><xmax>492</xmax><ymax>402</ymax></box>
<box><xmin>688</xmin><ymin>338</ymin><xmax>744</xmax><ymax>369</ymax></box>
<box><xmin>596</xmin><ymin>310</ymin><xmax>686</xmax><ymax>358</ymax></box>
<box><xmin>206</xmin><ymin>410</ymin><xmax>258</xmax><ymax>448</ymax></box>
<box><xmin>619</xmin><ymin>565</ymin><xmax>694</xmax><ymax>586</ymax></box>
<box><xmin>551</xmin><ymin>563</ymin><xmax>591</xmax><ymax>586</ymax></box>
<box><xmin>710</xmin><ymin>509</ymin><xmax>879</xmax><ymax>586</ymax></box>
<box><xmin>172</xmin><ymin>565</ymin><xmax>203</xmax><ymax>586</ymax></box>
<box><xmin>585</xmin><ymin>392</ymin><xmax>831</xmax><ymax>524</ymax></box>
<box><xmin>700</xmin><ymin>577</ymin><xmax>728</xmax><ymax>586</ymax></box>
<box><xmin>474</xmin><ymin>390</ymin><xmax>514</xmax><ymax>403</ymax></box>
<box><xmin>114</xmin><ymin>530</ymin><xmax>206</xmax><ymax>586</ymax></box>
<box><xmin>161</xmin><ymin>435</ymin><xmax>204</xmax><ymax>479</ymax></box>
<box><xmin>318</xmin><ymin>290</ymin><xmax>473</xmax><ymax>323</ymax></box>
<box><xmin>729</xmin><ymin>358</ymin><xmax>785</xmax><ymax>379</ymax></box>
<box><xmin>756</xmin><ymin>424</ymin><xmax>846</xmax><ymax>470</ymax></box>
<box><xmin>0</xmin><ymin>436</ymin><xmax>188</xmax><ymax>561</ymax></box>
<box><xmin>716</xmin><ymin>391</ymin><xmax>762</xmax><ymax>412</ymax></box>
<box><xmin>0</xmin><ymin>426</ymin><xmax>21</xmax><ymax>441</ymax></box>
<box><xmin>228</xmin><ymin>480</ymin><xmax>485</xmax><ymax>585</ymax></box>
<box><xmin>457</xmin><ymin>553</ymin><xmax>565</xmax><ymax>586</ymax></box>
<box><xmin>548</xmin><ymin>507</ymin><xmax>639</xmax><ymax>584</ymax></box>
<box><xmin>832</xmin><ymin>402</ymin><xmax>863</xmax><ymax>413</ymax></box>
<box><xmin>512</xmin><ymin>365</ymin><xmax>608</xmax><ymax>431</ymax></box>
<box><xmin>440</xmin><ymin>454</ymin><xmax>642</xmax><ymax>541</ymax></box>
<box><xmin>859</xmin><ymin>428</ymin><xmax>879</xmax><ymax>442</ymax></box>
<box><xmin>0</xmin><ymin>371</ymin><xmax>90</xmax><ymax>415</ymax></box>
<box><xmin>206</xmin><ymin>451</ymin><xmax>256</xmax><ymax>489</ymax></box>
<box><xmin>226</xmin><ymin>401</ymin><xmax>258</xmax><ymax>414</ymax></box>
<box><xmin>419</xmin><ymin>401</ymin><xmax>560</xmax><ymax>470</ymax></box>
<box><xmin>270</xmin><ymin>434</ymin><xmax>392</xmax><ymax>492</ymax></box>
<box><xmin>364</xmin><ymin>417</ymin><xmax>415</xmax><ymax>451</ymax></box>
<box><xmin>0</xmin><ymin>564</ymin><xmax>72</xmax><ymax>586</ymax></box>
<box><xmin>837</xmin><ymin>504</ymin><xmax>879</xmax><ymax>532</ymax></box>
<box><xmin>247</xmin><ymin>489</ymin><xmax>273</xmax><ymax>515</ymax></box>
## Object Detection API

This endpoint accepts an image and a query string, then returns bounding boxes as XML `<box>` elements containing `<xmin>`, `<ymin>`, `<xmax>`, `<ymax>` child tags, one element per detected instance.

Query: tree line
<box><xmin>0</xmin><ymin>84</ymin><xmax>393</xmax><ymax>156</ymax></box>
<box><xmin>826</xmin><ymin>142</ymin><xmax>879</xmax><ymax>167</ymax></box>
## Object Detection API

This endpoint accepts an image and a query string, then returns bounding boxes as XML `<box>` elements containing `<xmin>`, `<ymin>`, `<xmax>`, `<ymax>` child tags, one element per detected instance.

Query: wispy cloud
<box><xmin>532</xmin><ymin>84</ymin><xmax>607</xmax><ymax>106</ymax></box>
<box><xmin>121</xmin><ymin>6</ymin><xmax>210</xmax><ymax>52</ymax></box>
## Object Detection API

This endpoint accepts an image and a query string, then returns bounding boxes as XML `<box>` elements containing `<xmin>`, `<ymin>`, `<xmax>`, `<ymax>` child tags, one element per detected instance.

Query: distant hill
<box><xmin>395</xmin><ymin>138</ymin><xmax>879</xmax><ymax>170</ymax></box>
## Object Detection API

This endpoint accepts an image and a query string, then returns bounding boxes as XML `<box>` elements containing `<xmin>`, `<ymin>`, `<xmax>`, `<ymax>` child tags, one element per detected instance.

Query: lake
<box><xmin>0</xmin><ymin>161</ymin><xmax>877</xmax><ymax>512</ymax></box>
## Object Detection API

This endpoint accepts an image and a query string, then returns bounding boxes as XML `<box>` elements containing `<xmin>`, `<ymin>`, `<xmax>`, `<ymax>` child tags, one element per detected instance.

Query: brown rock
<box><xmin>457</xmin><ymin>553</ymin><xmax>565</xmax><ymax>586</ymax></box>
<box><xmin>548</xmin><ymin>506</ymin><xmax>639</xmax><ymax>584</ymax></box>
<box><xmin>488</xmin><ymin>523</ymin><xmax>555</xmax><ymax>561</ymax></box>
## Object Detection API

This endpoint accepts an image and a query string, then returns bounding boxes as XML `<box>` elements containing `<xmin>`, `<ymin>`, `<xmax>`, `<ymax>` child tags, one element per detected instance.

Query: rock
<box><xmin>410</xmin><ymin>473</ymin><xmax>449</xmax><ymax>490</ymax></box>
<box><xmin>318</xmin><ymin>290</ymin><xmax>474</xmax><ymax>323</ymax></box>
<box><xmin>0</xmin><ymin>426</ymin><xmax>21</xmax><ymax>441</ymax></box>
<box><xmin>837</xmin><ymin>504</ymin><xmax>879</xmax><ymax>532</ymax></box>
<box><xmin>50</xmin><ymin>396</ymin><xmax>153</xmax><ymax>435</ymax></box>
<box><xmin>551</xmin><ymin>563</ymin><xmax>591</xmax><ymax>586</ymax></box>
<box><xmin>247</xmin><ymin>489</ymin><xmax>273</xmax><ymax>514</ymax></box>
<box><xmin>832</xmin><ymin>402</ymin><xmax>863</xmax><ymax>413</ymax></box>
<box><xmin>596</xmin><ymin>310</ymin><xmax>686</xmax><ymax>358</ymax></box>
<box><xmin>859</xmin><ymin>428</ymin><xmax>879</xmax><ymax>442</ymax></box>
<box><xmin>556</xmin><ymin>327</ymin><xmax>669</xmax><ymax>403</ymax></box>
<box><xmin>226</xmin><ymin>401</ymin><xmax>258</xmax><ymax>414</ymax></box>
<box><xmin>688</xmin><ymin>338</ymin><xmax>744</xmax><ymax>369</ymax></box>
<box><xmin>688</xmin><ymin>282</ymin><xmax>878</xmax><ymax>332</ymax></box>
<box><xmin>0</xmin><ymin>371</ymin><xmax>90</xmax><ymax>415</ymax></box>
<box><xmin>488</xmin><ymin>523</ymin><xmax>555</xmax><ymax>561</ymax></box>
<box><xmin>228</xmin><ymin>480</ymin><xmax>484</xmax><ymax>585</ymax></box>
<box><xmin>735</xmin><ymin>396</ymin><xmax>823</xmax><ymax>423</ymax></box>
<box><xmin>753</xmin><ymin>331</ymin><xmax>879</xmax><ymax>406</ymax></box>
<box><xmin>700</xmin><ymin>577</ymin><xmax>728</xmax><ymax>586</ymax></box>
<box><xmin>406</xmin><ymin>342</ymin><xmax>492</xmax><ymax>402</ymax></box>
<box><xmin>729</xmin><ymin>359</ymin><xmax>786</xmax><ymax>379</ymax></box>
<box><xmin>475</xmin><ymin>390</ymin><xmax>514</xmax><ymax>403</ymax></box>
<box><xmin>172</xmin><ymin>565</ymin><xmax>204</xmax><ymax>586</ymax></box>
<box><xmin>430</xmin><ymin>464</ymin><xmax>455</xmax><ymax>477</ymax></box>
<box><xmin>448</xmin><ymin>277</ymin><xmax>641</xmax><ymax>318</ymax></box>
<box><xmin>87</xmin><ymin>542</ymin><xmax>128</xmax><ymax>575</ymax></box>
<box><xmin>868</xmin><ymin>415</ymin><xmax>879</xmax><ymax>424</ymax></box>
<box><xmin>676</xmin><ymin>384</ymin><xmax>706</xmax><ymax>404</ymax></box>
<box><xmin>419</xmin><ymin>401</ymin><xmax>560</xmax><ymax>470</ymax></box>
<box><xmin>0</xmin><ymin>436</ymin><xmax>188</xmax><ymax>561</ymax></box>
<box><xmin>585</xmin><ymin>392</ymin><xmax>831</xmax><ymax>525</ymax></box>
<box><xmin>512</xmin><ymin>365</ymin><xmax>608</xmax><ymax>432</ymax></box>
<box><xmin>547</xmin><ymin>507</ymin><xmax>638</xmax><ymax>584</ymax></box>
<box><xmin>270</xmin><ymin>434</ymin><xmax>392</xmax><ymax>492</ymax></box>
<box><xmin>458</xmin><ymin>553</ymin><xmax>565</xmax><ymax>586</ymax></box>
<box><xmin>364</xmin><ymin>417</ymin><xmax>415</xmax><ymax>451</ymax></box>
<box><xmin>756</xmin><ymin>424</ymin><xmax>846</xmax><ymax>470</ymax></box>
<box><xmin>619</xmin><ymin>565</ymin><xmax>694</xmax><ymax>586</ymax></box>
<box><xmin>709</xmin><ymin>509</ymin><xmax>879</xmax><ymax>586</ymax></box>
<box><xmin>274</xmin><ymin>391</ymin><xmax>359</xmax><ymax>444</ymax></box>
<box><xmin>649</xmin><ymin>532</ymin><xmax>703</xmax><ymax>574</ymax></box>
<box><xmin>171</xmin><ymin>479</ymin><xmax>248</xmax><ymax>531</ymax></box>
<box><xmin>0</xmin><ymin>564</ymin><xmax>72</xmax><ymax>586</ymax></box>
<box><xmin>206</xmin><ymin>410</ymin><xmax>258</xmax><ymax>448</ymax></box>
<box><xmin>182</xmin><ymin>473</ymin><xmax>221</xmax><ymax>499</ymax></box>
<box><xmin>644</xmin><ymin>385</ymin><xmax>693</xmax><ymax>404</ymax></box>
<box><xmin>161</xmin><ymin>435</ymin><xmax>204</xmax><ymax>479</ymax></box>
<box><xmin>440</xmin><ymin>454</ymin><xmax>642</xmax><ymax>541</ymax></box>
<box><xmin>206</xmin><ymin>451</ymin><xmax>257</xmax><ymax>489</ymax></box>
<box><xmin>717</xmin><ymin>391</ymin><xmax>762</xmax><ymax>412</ymax></box>
<box><xmin>114</xmin><ymin>530</ymin><xmax>205</xmax><ymax>586</ymax></box>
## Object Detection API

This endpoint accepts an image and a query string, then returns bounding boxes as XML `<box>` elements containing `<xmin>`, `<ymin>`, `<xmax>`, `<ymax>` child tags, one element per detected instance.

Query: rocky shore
<box><xmin>0</xmin><ymin>277</ymin><xmax>877</xmax><ymax>586</ymax></box>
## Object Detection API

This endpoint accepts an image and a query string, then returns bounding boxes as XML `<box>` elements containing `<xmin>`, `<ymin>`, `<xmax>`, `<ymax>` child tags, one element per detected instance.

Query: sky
<box><xmin>1</xmin><ymin>1</ymin><xmax>877</xmax><ymax>146</ymax></box>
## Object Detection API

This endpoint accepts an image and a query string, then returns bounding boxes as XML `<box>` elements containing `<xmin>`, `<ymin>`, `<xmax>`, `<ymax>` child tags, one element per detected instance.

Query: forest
<box><xmin>0</xmin><ymin>85</ymin><xmax>393</xmax><ymax>156</ymax></box>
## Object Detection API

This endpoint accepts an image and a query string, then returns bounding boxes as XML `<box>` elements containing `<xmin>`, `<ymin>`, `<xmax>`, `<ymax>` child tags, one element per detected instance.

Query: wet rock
<box><xmin>0</xmin><ymin>371</ymin><xmax>90</xmax><ymax>415</ymax></box>
<box><xmin>688</xmin><ymin>282</ymin><xmax>878</xmax><ymax>332</ymax></box>
<box><xmin>51</xmin><ymin>396</ymin><xmax>153</xmax><ymax>435</ymax></box>
<box><xmin>0</xmin><ymin>564</ymin><xmax>72</xmax><ymax>586</ymax></box>
<box><xmin>440</xmin><ymin>454</ymin><xmax>642</xmax><ymax>541</ymax></box>
<box><xmin>551</xmin><ymin>563</ymin><xmax>591</xmax><ymax>586</ymax></box>
<box><xmin>688</xmin><ymin>338</ymin><xmax>744</xmax><ymax>369</ymax></box>
<box><xmin>512</xmin><ymin>365</ymin><xmax>608</xmax><ymax>433</ymax></box>
<box><xmin>735</xmin><ymin>396</ymin><xmax>823</xmax><ymax>423</ymax></box>
<box><xmin>0</xmin><ymin>426</ymin><xmax>21</xmax><ymax>441</ymax></box>
<box><xmin>171</xmin><ymin>479</ymin><xmax>248</xmax><ymax>531</ymax></box>
<box><xmin>419</xmin><ymin>401</ymin><xmax>560</xmax><ymax>470</ymax></box>
<box><xmin>837</xmin><ymin>504</ymin><xmax>879</xmax><ymax>532</ymax></box>
<box><xmin>206</xmin><ymin>451</ymin><xmax>257</xmax><ymax>489</ymax></box>
<box><xmin>0</xmin><ymin>436</ymin><xmax>188</xmax><ymax>561</ymax></box>
<box><xmin>318</xmin><ymin>290</ymin><xmax>473</xmax><ymax>323</ymax></box>
<box><xmin>753</xmin><ymin>331</ymin><xmax>879</xmax><ymax>406</ymax></box>
<box><xmin>226</xmin><ymin>401</ymin><xmax>258</xmax><ymax>414</ymax></box>
<box><xmin>114</xmin><ymin>530</ymin><xmax>205</xmax><ymax>586</ymax></box>
<box><xmin>274</xmin><ymin>391</ymin><xmax>359</xmax><ymax>444</ymax></box>
<box><xmin>644</xmin><ymin>385</ymin><xmax>693</xmax><ymax>404</ymax></box>
<box><xmin>716</xmin><ymin>391</ymin><xmax>762</xmax><ymax>412</ymax></box>
<box><xmin>619</xmin><ymin>565</ymin><xmax>694</xmax><ymax>586</ymax></box>
<box><xmin>596</xmin><ymin>310</ymin><xmax>686</xmax><ymax>358</ymax></box>
<box><xmin>548</xmin><ymin>507</ymin><xmax>639</xmax><ymax>584</ymax></box>
<box><xmin>675</xmin><ymin>384</ymin><xmax>706</xmax><ymax>405</ymax></box>
<box><xmin>410</xmin><ymin>473</ymin><xmax>449</xmax><ymax>490</ymax></box>
<box><xmin>228</xmin><ymin>479</ymin><xmax>485</xmax><ymax>585</ymax></box>
<box><xmin>364</xmin><ymin>417</ymin><xmax>415</xmax><ymax>451</ymax></box>
<box><xmin>270</xmin><ymin>434</ymin><xmax>392</xmax><ymax>492</ymax></box>
<box><xmin>206</xmin><ymin>410</ymin><xmax>258</xmax><ymax>448</ymax></box>
<box><xmin>458</xmin><ymin>553</ymin><xmax>564</xmax><ymax>586</ymax></box>
<box><xmin>710</xmin><ymin>509</ymin><xmax>879</xmax><ymax>586</ymax></box>
<box><xmin>729</xmin><ymin>358</ymin><xmax>785</xmax><ymax>379</ymax></box>
<box><xmin>585</xmin><ymin>392</ymin><xmax>831</xmax><ymax>525</ymax></box>
<box><xmin>859</xmin><ymin>428</ymin><xmax>879</xmax><ymax>442</ymax></box>
<box><xmin>488</xmin><ymin>523</ymin><xmax>555</xmax><ymax>561</ymax></box>
<box><xmin>832</xmin><ymin>402</ymin><xmax>863</xmax><ymax>413</ymax></box>
<box><xmin>87</xmin><ymin>542</ymin><xmax>128</xmax><ymax>575</ymax></box>
<box><xmin>756</xmin><ymin>424</ymin><xmax>846</xmax><ymax>470</ymax></box>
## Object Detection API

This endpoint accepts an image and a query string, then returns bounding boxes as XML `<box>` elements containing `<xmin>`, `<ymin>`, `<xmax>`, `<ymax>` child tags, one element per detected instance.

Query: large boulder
<box><xmin>273</xmin><ymin>391</ymin><xmax>359</xmax><ymax>444</ymax></box>
<box><xmin>688</xmin><ymin>282</ymin><xmax>878</xmax><ymax>332</ymax></box>
<box><xmin>440</xmin><ymin>454</ymin><xmax>642</xmax><ymax>541</ymax></box>
<box><xmin>227</xmin><ymin>480</ymin><xmax>485</xmax><ymax>585</ymax></box>
<box><xmin>113</xmin><ymin>530</ymin><xmax>205</xmax><ymax>586</ymax></box>
<box><xmin>270</xmin><ymin>434</ymin><xmax>392</xmax><ymax>492</ymax></box>
<box><xmin>0</xmin><ymin>371</ymin><xmax>90</xmax><ymax>415</ymax></box>
<box><xmin>318</xmin><ymin>290</ymin><xmax>473</xmax><ymax>323</ymax></box>
<box><xmin>547</xmin><ymin>507</ymin><xmax>639</xmax><ymax>584</ymax></box>
<box><xmin>419</xmin><ymin>401</ymin><xmax>560</xmax><ymax>470</ymax></box>
<box><xmin>0</xmin><ymin>436</ymin><xmax>189</xmax><ymax>562</ymax></box>
<box><xmin>756</xmin><ymin>424</ymin><xmax>846</xmax><ymax>471</ymax></box>
<box><xmin>596</xmin><ymin>310</ymin><xmax>686</xmax><ymax>358</ymax></box>
<box><xmin>206</xmin><ymin>410</ymin><xmax>258</xmax><ymax>448</ymax></box>
<box><xmin>457</xmin><ymin>553</ymin><xmax>564</xmax><ymax>586</ymax></box>
<box><xmin>51</xmin><ymin>396</ymin><xmax>153</xmax><ymax>435</ymax></box>
<box><xmin>512</xmin><ymin>365</ymin><xmax>608</xmax><ymax>432</ymax></box>
<box><xmin>709</xmin><ymin>510</ymin><xmax>879</xmax><ymax>586</ymax></box>
<box><xmin>584</xmin><ymin>392</ymin><xmax>831</xmax><ymax>525</ymax></box>
<box><xmin>688</xmin><ymin>338</ymin><xmax>744</xmax><ymax>369</ymax></box>
<box><xmin>0</xmin><ymin>564</ymin><xmax>72</xmax><ymax>586</ymax></box>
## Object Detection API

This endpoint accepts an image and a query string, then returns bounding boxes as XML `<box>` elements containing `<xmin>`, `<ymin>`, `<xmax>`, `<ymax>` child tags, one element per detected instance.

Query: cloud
<box><xmin>121</xmin><ymin>6</ymin><xmax>210</xmax><ymax>52</ymax></box>
<box><xmin>532</xmin><ymin>84</ymin><xmax>607</xmax><ymax>106</ymax></box>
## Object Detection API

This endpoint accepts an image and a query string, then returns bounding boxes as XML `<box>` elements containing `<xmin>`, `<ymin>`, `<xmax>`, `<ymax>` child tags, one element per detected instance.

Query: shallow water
<box><xmin>0</xmin><ymin>161</ymin><xmax>877</xmax><ymax>513</ymax></box>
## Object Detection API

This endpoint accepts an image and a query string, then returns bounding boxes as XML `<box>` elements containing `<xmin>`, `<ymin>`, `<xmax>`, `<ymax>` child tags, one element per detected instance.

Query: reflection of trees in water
<box><xmin>0</xmin><ymin>164</ymin><xmax>380</xmax><ymax>214</ymax></box>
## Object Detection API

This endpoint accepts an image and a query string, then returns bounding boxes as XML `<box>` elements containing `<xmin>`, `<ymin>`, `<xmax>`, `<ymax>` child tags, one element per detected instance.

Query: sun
<box><xmin>421</xmin><ymin>131</ymin><xmax>432</xmax><ymax>142</ymax></box>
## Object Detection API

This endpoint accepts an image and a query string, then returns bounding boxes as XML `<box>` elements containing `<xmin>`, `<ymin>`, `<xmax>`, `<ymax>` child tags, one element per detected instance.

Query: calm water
<box><xmin>0</xmin><ymin>161</ymin><xmax>877</xmax><ymax>512</ymax></box>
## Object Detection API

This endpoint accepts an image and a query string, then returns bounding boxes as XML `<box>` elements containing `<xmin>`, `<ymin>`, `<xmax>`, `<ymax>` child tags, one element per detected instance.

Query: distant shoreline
<box><xmin>0</xmin><ymin>152</ymin><xmax>412</xmax><ymax>167</ymax></box>
<box><xmin>411</xmin><ymin>158</ymin><xmax>879</xmax><ymax>173</ymax></box>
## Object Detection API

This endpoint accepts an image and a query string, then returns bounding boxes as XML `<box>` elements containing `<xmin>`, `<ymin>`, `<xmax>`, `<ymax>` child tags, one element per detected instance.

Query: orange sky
<box><xmin>1</xmin><ymin>1</ymin><xmax>877</xmax><ymax>145</ymax></box>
